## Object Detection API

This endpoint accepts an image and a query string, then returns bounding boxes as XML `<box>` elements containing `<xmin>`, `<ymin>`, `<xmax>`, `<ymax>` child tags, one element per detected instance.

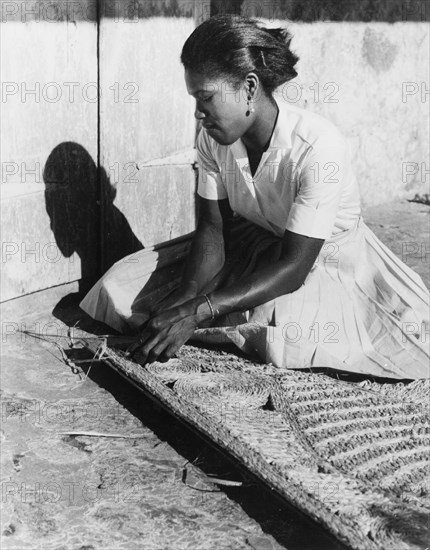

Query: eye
<box><xmin>200</xmin><ymin>95</ymin><xmax>213</xmax><ymax>103</ymax></box>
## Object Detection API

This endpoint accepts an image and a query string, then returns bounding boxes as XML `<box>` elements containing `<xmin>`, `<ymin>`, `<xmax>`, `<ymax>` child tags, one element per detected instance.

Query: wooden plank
<box><xmin>1</xmin><ymin>2</ymin><xmax>98</xmax><ymax>300</ymax></box>
<box><xmin>99</xmin><ymin>11</ymin><xmax>199</xmax><ymax>269</ymax></box>
<box><xmin>99</xmin><ymin>16</ymin><xmax>196</xmax><ymax>164</ymax></box>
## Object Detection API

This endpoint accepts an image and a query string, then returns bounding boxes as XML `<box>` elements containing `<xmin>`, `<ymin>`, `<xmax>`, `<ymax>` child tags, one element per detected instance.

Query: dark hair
<box><xmin>180</xmin><ymin>14</ymin><xmax>299</xmax><ymax>95</ymax></box>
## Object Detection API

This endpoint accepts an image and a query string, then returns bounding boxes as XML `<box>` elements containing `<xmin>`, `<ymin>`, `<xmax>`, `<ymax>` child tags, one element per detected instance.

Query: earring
<box><xmin>246</xmin><ymin>95</ymin><xmax>255</xmax><ymax>117</ymax></box>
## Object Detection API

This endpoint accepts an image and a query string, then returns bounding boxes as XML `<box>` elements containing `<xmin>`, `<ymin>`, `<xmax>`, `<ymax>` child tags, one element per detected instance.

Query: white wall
<box><xmin>272</xmin><ymin>21</ymin><xmax>429</xmax><ymax>206</ymax></box>
<box><xmin>1</xmin><ymin>9</ymin><xmax>428</xmax><ymax>302</ymax></box>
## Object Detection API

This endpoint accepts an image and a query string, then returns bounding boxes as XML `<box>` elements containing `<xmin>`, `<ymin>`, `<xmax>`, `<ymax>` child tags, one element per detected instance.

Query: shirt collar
<box><xmin>231</xmin><ymin>93</ymin><xmax>292</xmax><ymax>161</ymax></box>
<box><xmin>268</xmin><ymin>93</ymin><xmax>292</xmax><ymax>150</ymax></box>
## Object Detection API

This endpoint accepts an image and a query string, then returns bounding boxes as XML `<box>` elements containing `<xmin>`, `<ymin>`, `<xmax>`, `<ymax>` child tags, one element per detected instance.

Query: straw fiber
<box><xmin>83</xmin><ymin>340</ymin><xmax>429</xmax><ymax>550</ymax></box>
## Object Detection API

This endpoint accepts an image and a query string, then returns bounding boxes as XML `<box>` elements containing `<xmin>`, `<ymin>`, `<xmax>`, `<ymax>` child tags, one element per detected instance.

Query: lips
<box><xmin>203</xmin><ymin>122</ymin><xmax>217</xmax><ymax>130</ymax></box>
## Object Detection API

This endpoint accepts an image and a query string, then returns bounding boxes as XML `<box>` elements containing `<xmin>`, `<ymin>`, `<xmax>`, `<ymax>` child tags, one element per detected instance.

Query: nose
<box><xmin>194</xmin><ymin>108</ymin><xmax>205</xmax><ymax>120</ymax></box>
<box><xmin>194</xmin><ymin>102</ymin><xmax>206</xmax><ymax>120</ymax></box>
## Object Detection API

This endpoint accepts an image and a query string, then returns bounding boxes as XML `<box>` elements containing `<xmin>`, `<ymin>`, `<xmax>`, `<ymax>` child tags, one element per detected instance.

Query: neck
<box><xmin>241</xmin><ymin>95</ymin><xmax>279</xmax><ymax>153</ymax></box>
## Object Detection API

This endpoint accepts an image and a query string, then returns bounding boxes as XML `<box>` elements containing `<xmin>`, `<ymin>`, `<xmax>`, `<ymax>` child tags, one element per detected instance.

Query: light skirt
<box><xmin>80</xmin><ymin>216</ymin><xmax>429</xmax><ymax>380</ymax></box>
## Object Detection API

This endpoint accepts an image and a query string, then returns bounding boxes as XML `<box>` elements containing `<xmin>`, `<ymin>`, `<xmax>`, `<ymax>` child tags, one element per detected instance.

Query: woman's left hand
<box><xmin>125</xmin><ymin>297</ymin><xmax>208</xmax><ymax>365</ymax></box>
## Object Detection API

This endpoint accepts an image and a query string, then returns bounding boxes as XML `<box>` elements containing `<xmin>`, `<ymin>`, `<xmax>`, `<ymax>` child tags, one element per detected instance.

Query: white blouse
<box><xmin>196</xmin><ymin>94</ymin><xmax>361</xmax><ymax>240</ymax></box>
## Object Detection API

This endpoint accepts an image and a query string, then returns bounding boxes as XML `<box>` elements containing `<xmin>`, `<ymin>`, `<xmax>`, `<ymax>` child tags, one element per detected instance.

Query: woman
<box><xmin>80</xmin><ymin>15</ymin><xmax>429</xmax><ymax>380</ymax></box>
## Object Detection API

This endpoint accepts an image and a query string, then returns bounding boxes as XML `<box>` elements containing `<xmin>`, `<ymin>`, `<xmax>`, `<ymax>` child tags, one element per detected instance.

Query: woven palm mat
<box><xmin>83</xmin><ymin>340</ymin><xmax>430</xmax><ymax>550</ymax></box>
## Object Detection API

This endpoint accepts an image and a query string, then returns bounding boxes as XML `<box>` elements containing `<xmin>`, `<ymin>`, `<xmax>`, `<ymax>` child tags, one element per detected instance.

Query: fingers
<box><xmin>125</xmin><ymin>331</ymin><xmax>184</xmax><ymax>365</ymax></box>
<box><xmin>125</xmin><ymin>339</ymin><xmax>143</xmax><ymax>357</ymax></box>
<box><xmin>126</xmin><ymin>315</ymin><xmax>170</xmax><ymax>363</ymax></box>
<box><xmin>147</xmin><ymin>340</ymin><xmax>170</xmax><ymax>364</ymax></box>
<box><xmin>124</xmin><ymin>310</ymin><xmax>196</xmax><ymax>365</ymax></box>
<box><xmin>125</xmin><ymin>329</ymin><xmax>156</xmax><ymax>361</ymax></box>
<box><xmin>159</xmin><ymin>342</ymin><xmax>181</xmax><ymax>362</ymax></box>
<box><xmin>125</xmin><ymin>319</ymin><xmax>150</xmax><ymax>356</ymax></box>
<box><xmin>125</xmin><ymin>315</ymin><xmax>163</xmax><ymax>358</ymax></box>
<box><xmin>133</xmin><ymin>337</ymin><xmax>174</xmax><ymax>365</ymax></box>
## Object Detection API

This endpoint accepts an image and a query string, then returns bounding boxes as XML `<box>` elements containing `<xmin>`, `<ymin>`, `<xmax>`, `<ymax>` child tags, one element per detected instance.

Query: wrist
<box><xmin>193</xmin><ymin>295</ymin><xmax>215</xmax><ymax>324</ymax></box>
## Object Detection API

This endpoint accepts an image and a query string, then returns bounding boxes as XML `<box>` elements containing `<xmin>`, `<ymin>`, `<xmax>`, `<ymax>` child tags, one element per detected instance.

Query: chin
<box><xmin>211</xmin><ymin>133</ymin><xmax>237</xmax><ymax>146</ymax></box>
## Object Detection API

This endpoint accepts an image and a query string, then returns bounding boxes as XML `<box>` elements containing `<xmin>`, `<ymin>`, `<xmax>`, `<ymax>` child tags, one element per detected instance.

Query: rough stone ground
<box><xmin>1</xmin><ymin>200</ymin><xmax>428</xmax><ymax>550</ymax></box>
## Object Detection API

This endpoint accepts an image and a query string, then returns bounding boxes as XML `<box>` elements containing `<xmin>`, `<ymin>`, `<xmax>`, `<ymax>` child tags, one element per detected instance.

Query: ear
<box><xmin>245</xmin><ymin>72</ymin><xmax>260</xmax><ymax>98</ymax></box>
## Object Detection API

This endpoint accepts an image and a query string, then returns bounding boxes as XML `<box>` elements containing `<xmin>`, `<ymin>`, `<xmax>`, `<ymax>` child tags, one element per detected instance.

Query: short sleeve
<box><xmin>195</xmin><ymin>129</ymin><xmax>228</xmax><ymax>201</ymax></box>
<box><xmin>286</xmin><ymin>133</ymin><xmax>347</xmax><ymax>239</ymax></box>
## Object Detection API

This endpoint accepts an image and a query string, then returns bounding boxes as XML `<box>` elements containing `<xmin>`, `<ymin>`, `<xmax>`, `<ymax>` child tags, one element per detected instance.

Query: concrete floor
<box><xmin>1</xmin><ymin>200</ymin><xmax>428</xmax><ymax>550</ymax></box>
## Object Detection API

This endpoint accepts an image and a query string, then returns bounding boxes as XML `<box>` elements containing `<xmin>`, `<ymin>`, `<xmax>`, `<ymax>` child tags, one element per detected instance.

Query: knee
<box><xmin>99</xmin><ymin>271</ymin><xmax>118</xmax><ymax>300</ymax></box>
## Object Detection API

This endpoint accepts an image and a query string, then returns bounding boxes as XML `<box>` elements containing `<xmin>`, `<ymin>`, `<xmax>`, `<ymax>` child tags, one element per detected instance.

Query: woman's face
<box><xmin>185</xmin><ymin>69</ymin><xmax>252</xmax><ymax>146</ymax></box>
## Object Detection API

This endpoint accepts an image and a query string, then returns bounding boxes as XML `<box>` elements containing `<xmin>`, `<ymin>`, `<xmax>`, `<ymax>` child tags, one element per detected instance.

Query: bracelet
<box><xmin>203</xmin><ymin>294</ymin><xmax>215</xmax><ymax>320</ymax></box>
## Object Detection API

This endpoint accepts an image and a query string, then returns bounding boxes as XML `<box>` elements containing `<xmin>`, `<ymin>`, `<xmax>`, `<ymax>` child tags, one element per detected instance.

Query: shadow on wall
<box><xmin>43</xmin><ymin>142</ymin><xmax>143</xmax><ymax>295</ymax></box>
<box><xmin>44</xmin><ymin>142</ymin><xmax>193</xmax><ymax>336</ymax></box>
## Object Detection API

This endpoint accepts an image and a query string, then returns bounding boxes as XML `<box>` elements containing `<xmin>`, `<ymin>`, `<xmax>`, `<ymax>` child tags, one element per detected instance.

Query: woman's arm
<box><xmin>127</xmin><ymin>228</ymin><xmax>324</xmax><ymax>364</ymax></box>
<box><xmin>148</xmin><ymin>196</ymin><xmax>231</xmax><ymax>314</ymax></box>
<box><xmin>178</xmin><ymin>196</ymin><xmax>231</xmax><ymax>297</ymax></box>
<box><xmin>206</xmin><ymin>229</ymin><xmax>324</xmax><ymax>317</ymax></box>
